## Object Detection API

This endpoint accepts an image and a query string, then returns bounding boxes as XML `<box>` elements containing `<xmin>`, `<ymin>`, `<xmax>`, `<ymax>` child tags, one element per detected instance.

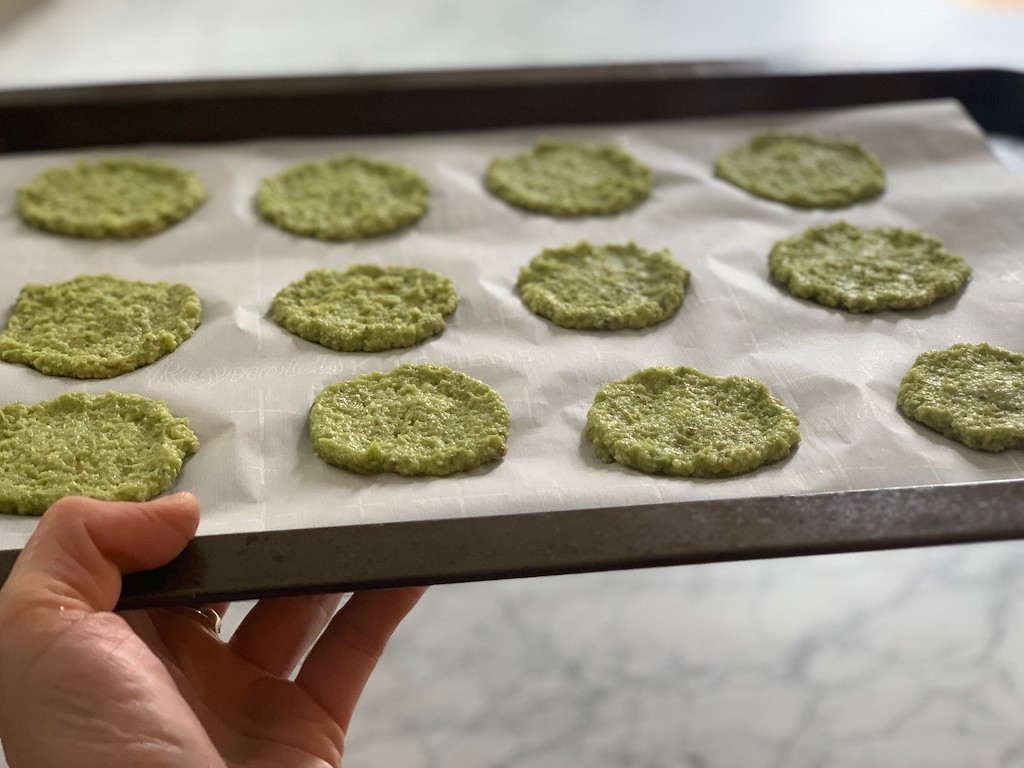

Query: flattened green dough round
<box><xmin>486</xmin><ymin>139</ymin><xmax>653</xmax><ymax>217</ymax></box>
<box><xmin>17</xmin><ymin>158</ymin><xmax>207</xmax><ymax>238</ymax></box>
<box><xmin>270</xmin><ymin>266</ymin><xmax>458</xmax><ymax>352</ymax></box>
<box><xmin>586</xmin><ymin>366</ymin><xmax>800</xmax><ymax>478</ymax></box>
<box><xmin>310</xmin><ymin>363</ymin><xmax>510</xmax><ymax>476</ymax></box>
<box><xmin>769</xmin><ymin>221</ymin><xmax>971</xmax><ymax>312</ymax></box>
<box><xmin>715</xmin><ymin>133</ymin><xmax>885</xmax><ymax>208</ymax></box>
<box><xmin>897</xmin><ymin>342</ymin><xmax>1024</xmax><ymax>452</ymax></box>
<box><xmin>0</xmin><ymin>274</ymin><xmax>202</xmax><ymax>379</ymax></box>
<box><xmin>256</xmin><ymin>155</ymin><xmax>429</xmax><ymax>240</ymax></box>
<box><xmin>0</xmin><ymin>392</ymin><xmax>199</xmax><ymax>516</ymax></box>
<box><xmin>517</xmin><ymin>241</ymin><xmax>689</xmax><ymax>330</ymax></box>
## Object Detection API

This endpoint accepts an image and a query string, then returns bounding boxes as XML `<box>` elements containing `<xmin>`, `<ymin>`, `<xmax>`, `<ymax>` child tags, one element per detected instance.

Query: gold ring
<box><xmin>176</xmin><ymin>605</ymin><xmax>223</xmax><ymax>635</ymax></box>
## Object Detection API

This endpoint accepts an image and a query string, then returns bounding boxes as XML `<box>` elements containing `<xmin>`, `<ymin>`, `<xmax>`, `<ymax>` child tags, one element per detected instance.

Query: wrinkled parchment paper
<box><xmin>2</xmin><ymin>99</ymin><xmax>1022</xmax><ymax>549</ymax></box>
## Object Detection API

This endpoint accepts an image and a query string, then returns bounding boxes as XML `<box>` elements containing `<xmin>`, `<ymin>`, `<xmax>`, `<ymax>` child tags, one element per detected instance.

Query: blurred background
<box><xmin>1</xmin><ymin>0</ymin><xmax>1024</xmax><ymax>90</ymax></box>
<box><xmin>3</xmin><ymin>2</ymin><xmax>1024</xmax><ymax>766</ymax></box>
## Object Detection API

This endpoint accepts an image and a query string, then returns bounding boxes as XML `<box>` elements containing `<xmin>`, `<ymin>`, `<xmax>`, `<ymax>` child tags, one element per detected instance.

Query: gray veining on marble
<box><xmin>346</xmin><ymin>540</ymin><xmax>1024</xmax><ymax>767</ymax></box>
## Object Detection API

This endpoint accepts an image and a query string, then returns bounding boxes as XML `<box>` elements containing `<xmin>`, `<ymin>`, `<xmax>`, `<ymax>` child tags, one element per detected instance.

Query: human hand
<box><xmin>0</xmin><ymin>494</ymin><xmax>424</xmax><ymax>767</ymax></box>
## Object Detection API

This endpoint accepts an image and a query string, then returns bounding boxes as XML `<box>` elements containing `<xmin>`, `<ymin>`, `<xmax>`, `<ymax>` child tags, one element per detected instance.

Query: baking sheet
<box><xmin>1</xmin><ymin>98</ymin><xmax>1022</xmax><ymax>550</ymax></box>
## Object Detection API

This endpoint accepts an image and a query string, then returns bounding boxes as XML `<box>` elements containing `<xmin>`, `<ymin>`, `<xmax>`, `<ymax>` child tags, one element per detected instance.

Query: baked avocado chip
<box><xmin>486</xmin><ymin>139</ymin><xmax>652</xmax><ymax>217</ymax></box>
<box><xmin>769</xmin><ymin>222</ymin><xmax>971</xmax><ymax>312</ymax></box>
<box><xmin>270</xmin><ymin>266</ymin><xmax>459</xmax><ymax>352</ymax></box>
<box><xmin>0</xmin><ymin>274</ymin><xmax>202</xmax><ymax>379</ymax></box>
<box><xmin>517</xmin><ymin>241</ymin><xmax>689</xmax><ymax>330</ymax></box>
<box><xmin>586</xmin><ymin>366</ymin><xmax>800</xmax><ymax>477</ymax></box>
<box><xmin>256</xmin><ymin>155</ymin><xmax>429</xmax><ymax>240</ymax></box>
<box><xmin>17</xmin><ymin>158</ymin><xmax>207</xmax><ymax>238</ymax></box>
<box><xmin>897</xmin><ymin>343</ymin><xmax>1024</xmax><ymax>452</ymax></box>
<box><xmin>715</xmin><ymin>133</ymin><xmax>885</xmax><ymax>208</ymax></box>
<box><xmin>310</xmin><ymin>364</ymin><xmax>510</xmax><ymax>477</ymax></box>
<box><xmin>0</xmin><ymin>392</ymin><xmax>199</xmax><ymax>516</ymax></box>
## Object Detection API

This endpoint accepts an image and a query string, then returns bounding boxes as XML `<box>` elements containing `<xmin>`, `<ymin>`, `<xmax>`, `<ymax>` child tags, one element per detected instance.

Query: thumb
<box><xmin>1</xmin><ymin>493</ymin><xmax>199</xmax><ymax>615</ymax></box>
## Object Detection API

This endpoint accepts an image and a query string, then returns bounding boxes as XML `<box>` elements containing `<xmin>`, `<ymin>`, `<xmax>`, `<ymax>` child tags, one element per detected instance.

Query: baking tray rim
<box><xmin>0</xmin><ymin>63</ymin><xmax>1022</xmax><ymax>607</ymax></box>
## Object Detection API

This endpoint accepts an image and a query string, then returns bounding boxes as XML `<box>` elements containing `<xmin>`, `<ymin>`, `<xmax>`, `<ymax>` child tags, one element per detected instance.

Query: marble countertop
<box><xmin>346</xmin><ymin>538</ymin><xmax>1024</xmax><ymax>767</ymax></box>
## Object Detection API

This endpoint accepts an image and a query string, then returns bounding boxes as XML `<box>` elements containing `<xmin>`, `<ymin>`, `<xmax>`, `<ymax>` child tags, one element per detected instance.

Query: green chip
<box><xmin>486</xmin><ymin>139</ymin><xmax>653</xmax><ymax>217</ymax></box>
<box><xmin>586</xmin><ymin>366</ymin><xmax>800</xmax><ymax>478</ymax></box>
<box><xmin>0</xmin><ymin>392</ymin><xmax>200</xmax><ymax>516</ymax></box>
<box><xmin>715</xmin><ymin>133</ymin><xmax>885</xmax><ymax>208</ymax></box>
<box><xmin>17</xmin><ymin>158</ymin><xmax>207</xmax><ymax>238</ymax></box>
<box><xmin>769</xmin><ymin>221</ymin><xmax>971</xmax><ymax>312</ymax></box>
<box><xmin>0</xmin><ymin>274</ymin><xmax>202</xmax><ymax>379</ymax></box>
<box><xmin>256</xmin><ymin>155</ymin><xmax>430</xmax><ymax>240</ymax></box>
<box><xmin>270</xmin><ymin>266</ymin><xmax>459</xmax><ymax>352</ymax></box>
<box><xmin>517</xmin><ymin>241</ymin><xmax>689</xmax><ymax>330</ymax></box>
<box><xmin>310</xmin><ymin>364</ymin><xmax>510</xmax><ymax>477</ymax></box>
<box><xmin>897</xmin><ymin>342</ymin><xmax>1024</xmax><ymax>452</ymax></box>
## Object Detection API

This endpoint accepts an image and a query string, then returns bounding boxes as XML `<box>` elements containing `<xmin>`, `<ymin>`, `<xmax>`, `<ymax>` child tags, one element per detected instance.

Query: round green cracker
<box><xmin>0</xmin><ymin>274</ymin><xmax>202</xmax><ymax>379</ymax></box>
<box><xmin>585</xmin><ymin>366</ymin><xmax>801</xmax><ymax>478</ymax></box>
<box><xmin>715</xmin><ymin>133</ymin><xmax>885</xmax><ymax>208</ymax></box>
<box><xmin>897</xmin><ymin>342</ymin><xmax>1024</xmax><ymax>452</ymax></box>
<box><xmin>17</xmin><ymin>157</ymin><xmax>207</xmax><ymax>238</ymax></box>
<box><xmin>310</xmin><ymin>363</ymin><xmax>510</xmax><ymax>477</ymax></box>
<box><xmin>486</xmin><ymin>139</ymin><xmax>653</xmax><ymax>217</ymax></box>
<box><xmin>0</xmin><ymin>392</ymin><xmax>200</xmax><ymax>516</ymax></box>
<box><xmin>517</xmin><ymin>241</ymin><xmax>689</xmax><ymax>330</ymax></box>
<box><xmin>256</xmin><ymin>155</ymin><xmax>430</xmax><ymax>240</ymax></box>
<box><xmin>769</xmin><ymin>221</ymin><xmax>971</xmax><ymax>313</ymax></box>
<box><xmin>270</xmin><ymin>266</ymin><xmax>459</xmax><ymax>352</ymax></box>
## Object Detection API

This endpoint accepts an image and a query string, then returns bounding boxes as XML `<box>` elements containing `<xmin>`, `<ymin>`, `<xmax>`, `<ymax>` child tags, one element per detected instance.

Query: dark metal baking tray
<box><xmin>0</xmin><ymin>64</ymin><xmax>1022</xmax><ymax>609</ymax></box>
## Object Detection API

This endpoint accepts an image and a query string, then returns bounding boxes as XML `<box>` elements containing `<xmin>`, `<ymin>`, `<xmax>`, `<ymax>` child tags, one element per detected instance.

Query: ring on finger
<box><xmin>174</xmin><ymin>605</ymin><xmax>223</xmax><ymax>635</ymax></box>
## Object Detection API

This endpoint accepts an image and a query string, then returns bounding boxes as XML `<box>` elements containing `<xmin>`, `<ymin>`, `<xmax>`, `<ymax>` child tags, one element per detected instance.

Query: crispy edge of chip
<box><xmin>309</xmin><ymin>363</ymin><xmax>510</xmax><ymax>476</ymax></box>
<box><xmin>585</xmin><ymin>365</ymin><xmax>801</xmax><ymax>477</ymax></box>
<box><xmin>16</xmin><ymin>158</ymin><xmax>207</xmax><ymax>238</ymax></box>
<box><xmin>254</xmin><ymin>155</ymin><xmax>430</xmax><ymax>240</ymax></box>
<box><xmin>269</xmin><ymin>266</ymin><xmax>459</xmax><ymax>352</ymax></box>
<box><xmin>767</xmin><ymin>221</ymin><xmax>971</xmax><ymax>312</ymax></box>
<box><xmin>897</xmin><ymin>342</ymin><xmax>1024</xmax><ymax>452</ymax></box>
<box><xmin>0</xmin><ymin>274</ymin><xmax>202</xmax><ymax>378</ymax></box>
<box><xmin>517</xmin><ymin>241</ymin><xmax>689</xmax><ymax>329</ymax></box>
<box><xmin>0</xmin><ymin>391</ymin><xmax>199</xmax><ymax>516</ymax></box>
<box><xmin>714</xmin><ymin>133</ymin><xmax>886</xmax><ymax>209</ymax></box>
<box><xmin>485</xmin><ymin>139</ymin><xmax>653</xmax><ymax>217</ymax></box>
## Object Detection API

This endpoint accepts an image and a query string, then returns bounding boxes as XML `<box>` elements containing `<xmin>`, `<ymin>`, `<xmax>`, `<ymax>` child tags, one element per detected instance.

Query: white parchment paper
<box><xmin>1</xmin><ymin>99</ymin><xmax>1023</xmax><ymax>549</ymax></box>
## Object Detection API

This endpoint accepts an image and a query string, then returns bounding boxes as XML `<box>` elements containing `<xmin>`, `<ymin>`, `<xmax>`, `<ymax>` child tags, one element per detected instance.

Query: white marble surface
<box><xmin>343</xmin><ymin>540</ymin><xmax>1024</xmax><ymax>767</ymax></box>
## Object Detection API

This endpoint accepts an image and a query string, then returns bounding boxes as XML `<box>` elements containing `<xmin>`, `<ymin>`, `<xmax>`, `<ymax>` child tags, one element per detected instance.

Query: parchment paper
<box><xmin>1</xmin><ymin>99</ymin><xmax>1022</xmax><ymax>549</ymax></box>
